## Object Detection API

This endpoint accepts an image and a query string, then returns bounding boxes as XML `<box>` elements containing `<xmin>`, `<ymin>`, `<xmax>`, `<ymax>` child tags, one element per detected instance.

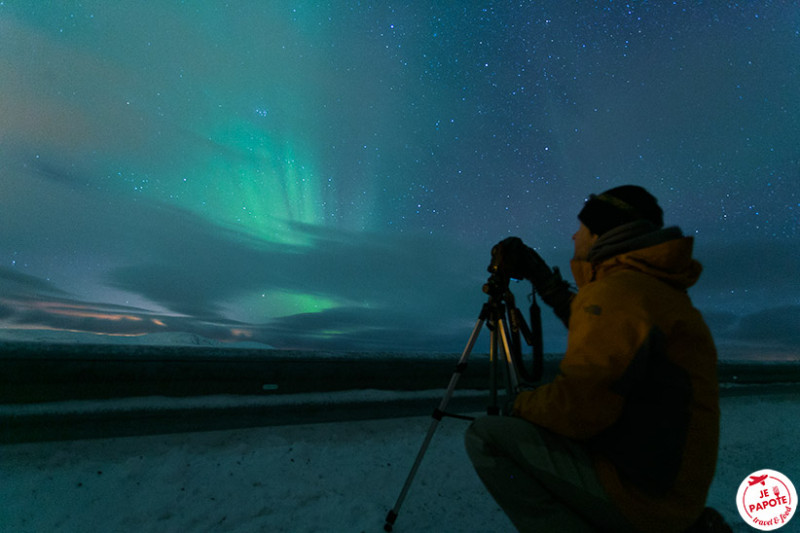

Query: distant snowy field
<box><xmin>1</xmin><ymin>330</ymin><xmax>798</xmax><ymax>532</ymax></box>
<box><xmin>1</xmin><ymin>388</ymin><xmax>799</xmax><ymax>533</ymax></box>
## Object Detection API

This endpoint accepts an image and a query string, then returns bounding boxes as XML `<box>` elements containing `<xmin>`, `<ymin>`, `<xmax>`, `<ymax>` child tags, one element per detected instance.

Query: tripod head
<box><xmin>482</xmin><ymin>271</ymin><xmax>511</xmax><ymax>301</ymax></box>
<box><xmin>482</xmin><ymin>246</ymin><xmax>544</xmax><ymax>386</ymax></box>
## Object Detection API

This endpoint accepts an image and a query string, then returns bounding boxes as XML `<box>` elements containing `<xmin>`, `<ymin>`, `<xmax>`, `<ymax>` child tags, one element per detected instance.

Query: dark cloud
<box><xmin>0</xmin><ymin>289</ymin><xmax>254</xmax><ymax>344</ymax></box>
<box><xmin>732</xmin><ymin>305</ymin><xmax>800</xmax><ymax>345</ymax></box>
<box><xmin>105</xmin><ymin>217</ymin><xmax>492</xmax><ymax>350</ymax></box>
<box><xmin>0</xmin><ymin>265</ymin><xmax>69</xmax><ymax>299</ymax></box>
<box><xmin>702</xmin><ymin>305</ymin><xmax>800</xmax><ymax>349</ymax></box>
<box><xmin>4</xmin><ymin>153</ymin><xmax>493</xmax><ymax>350</ymax></box>
<box><xmin>699</xmin><ymin>310</ymin><xmax>740</xmax><ymax>337</ymax></box>
<box><xmin>0</xmin><ymin>303</ymin><xmax>14</xmax><ymax>320</ymax></box>
<box><xmin>695</xmin><ymin>240</ymin><xmax>800</xmax><ymax>298</ymax></box>
<box><xmin>250</xmin><ymin>306</ymin><xmax>470</xmax><ymax>353</ymax></box>
<box><xmin>14</xmin><ymin>309</ymin><xmax>155</xmax><ymax>337</ymax></box>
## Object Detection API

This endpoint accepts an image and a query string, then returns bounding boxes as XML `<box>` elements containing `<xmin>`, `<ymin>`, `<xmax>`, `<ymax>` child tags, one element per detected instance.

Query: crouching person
<box><xmin>466</xmin><ymin>186</ymin><xmax>728</xmax><ymax>532</ymax></box>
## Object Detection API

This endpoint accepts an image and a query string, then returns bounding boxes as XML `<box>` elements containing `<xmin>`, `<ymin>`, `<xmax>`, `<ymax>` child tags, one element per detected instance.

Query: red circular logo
<box><xmin>737</xmin><ymin>469</ymin><xmax>796</xmax><ymax>531</ymax></box>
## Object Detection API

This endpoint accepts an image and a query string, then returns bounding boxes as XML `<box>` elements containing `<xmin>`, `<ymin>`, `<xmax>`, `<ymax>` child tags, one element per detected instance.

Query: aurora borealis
<box><xmin>1</xmin><ymin>2</ymin><xmax>798</xmax><ymax>355</ymax></box>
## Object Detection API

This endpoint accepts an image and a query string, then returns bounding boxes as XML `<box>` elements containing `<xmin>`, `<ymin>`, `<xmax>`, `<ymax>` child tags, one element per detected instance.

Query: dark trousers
<box><xmin>465</xmin><ymin>416</ymin><xmax>637</xmax><ymax>532</ymax></box>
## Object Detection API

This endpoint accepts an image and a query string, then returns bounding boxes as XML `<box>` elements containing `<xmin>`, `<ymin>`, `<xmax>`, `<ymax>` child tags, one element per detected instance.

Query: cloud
<box><xmin>702</xmin><ymin>305</ymin><xmax>800</xmax><ymax>351</ymax></box>
<box><xmin>0</xmin><ymin>266</ymin><xmax>69</xmax><ymax>299</ymax></box>
<box><xmin>2</xmin><ymin>157</ymin><xmax>495</xmax><ymax>350</ymax></box>
<box><xmin>731</xmin><ymin>305</ymin><xmax>800</xmax><ymax>345</ymax></box>
<box><xmin>104</xmin><ymin>218</ymin><xmax>493</xmax><ymax>350</ymax></box>
<box><xmin>694</xmin><ymin>239</ymin><xmax>800</xmax><ymax>298</ymax></box>
<box><xmin>0</xmin><ymin>303</ymin><xmax>14</xmax><ymax>321</ymax></box>
<box><xmin>3</xmin><ymin>166</ymin><xmax>796</xmax><ymax>353</ymax></box>
<box><xmin>2</xmin><ymin>148</ymin><xmax>498</xmax><ymax>351</ymax></box>
<box><xmin>249</xmin><ymin>306</ymin><xmax>469</xmax><ymax>353</ymax></box>
<box><xmin>699</xmin><ymin>310</ymin><xmax>739</xmax><ymax>337</ymax></box>
<box><xmin>0</xmin><ymin>292</ymin><xmax>256</xmax><ymax>344</ymax></box>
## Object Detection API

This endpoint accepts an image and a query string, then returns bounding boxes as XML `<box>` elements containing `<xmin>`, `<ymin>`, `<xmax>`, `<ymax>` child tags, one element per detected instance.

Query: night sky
<box><xmin>1</xmin><ymin>2</ymin><xmax>798</xmax><ymax>356</ymax></box>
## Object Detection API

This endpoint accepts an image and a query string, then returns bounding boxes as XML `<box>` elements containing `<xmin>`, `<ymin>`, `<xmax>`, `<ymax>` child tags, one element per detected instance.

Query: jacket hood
<box><xmin>571</xmin><ymin>227</ymin><xmax>703</xmax><ymax>290</ymax></box>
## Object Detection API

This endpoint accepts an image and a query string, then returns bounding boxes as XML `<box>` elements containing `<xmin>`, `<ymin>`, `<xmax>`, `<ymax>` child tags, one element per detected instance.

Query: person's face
<box><xmin>572</xmin><ymin>223</ymin><xmax>599</xmax><ymax>261</ymax></box>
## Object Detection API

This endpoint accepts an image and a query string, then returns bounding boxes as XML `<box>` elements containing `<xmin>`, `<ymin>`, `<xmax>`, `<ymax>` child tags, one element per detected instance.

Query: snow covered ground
<box><xmin>2</xmin><ymin>386</ymin><xmax>799</xmax><ymax>533</ymax></box>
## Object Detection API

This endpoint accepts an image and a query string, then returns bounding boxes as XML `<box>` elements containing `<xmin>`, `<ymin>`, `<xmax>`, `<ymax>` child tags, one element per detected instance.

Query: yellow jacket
<box><xmin>513</xmin><ymin>235</ymin><xmax>720</xmax><ymax>532</ymax></box>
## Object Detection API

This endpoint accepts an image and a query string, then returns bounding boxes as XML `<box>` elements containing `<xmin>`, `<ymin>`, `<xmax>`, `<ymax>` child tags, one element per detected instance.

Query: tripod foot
<box><xmin>384</xmin><ymin>510</ymin><xmax>398</xmax><ymax>531</ymax></box>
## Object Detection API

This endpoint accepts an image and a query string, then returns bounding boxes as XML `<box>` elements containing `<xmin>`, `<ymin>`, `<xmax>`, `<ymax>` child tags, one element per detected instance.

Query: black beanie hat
<box><xmin>578</xmin><ymin>185</ymin><xmax>663</xmax><ymax>236</ymax></box>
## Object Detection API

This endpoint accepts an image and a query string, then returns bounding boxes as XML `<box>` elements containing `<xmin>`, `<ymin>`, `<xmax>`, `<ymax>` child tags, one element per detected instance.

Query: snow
<box><xmin>1</xmin><ymin>330</ymin><xmax>797</xmax><ymax>531</ymax></box>
<box><xmin>2</xmin><ymin>388</ymin><xmax>799</xmax><ymax>533</ymax></box>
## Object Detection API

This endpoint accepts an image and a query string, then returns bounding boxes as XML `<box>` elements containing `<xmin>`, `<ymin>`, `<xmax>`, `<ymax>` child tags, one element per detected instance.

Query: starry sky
<box><xmin>1</xmin><ymin>1</ymin><xmax>798</xmax><ymax>357</ymax></box>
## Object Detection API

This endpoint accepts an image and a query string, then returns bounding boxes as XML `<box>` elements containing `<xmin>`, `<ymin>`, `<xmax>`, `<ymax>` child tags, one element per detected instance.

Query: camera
<box><xmin>487</xmin><ymin>237</ymin><xmax>526</xmax><ymax>280</ymax></box>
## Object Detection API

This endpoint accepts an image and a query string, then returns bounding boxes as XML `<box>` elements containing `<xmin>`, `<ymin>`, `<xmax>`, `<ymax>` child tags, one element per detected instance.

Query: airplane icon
<box><xmin>749</xmin><ymin>474</ymin><xmax>768</xmax><ymax>486</ymax></box>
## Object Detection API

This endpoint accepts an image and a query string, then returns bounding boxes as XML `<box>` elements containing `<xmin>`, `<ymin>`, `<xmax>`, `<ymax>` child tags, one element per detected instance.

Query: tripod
<box><xmin>384</xmin><ymin>272</ymin><xmax>543</xmax><ymax>532</ymax></box>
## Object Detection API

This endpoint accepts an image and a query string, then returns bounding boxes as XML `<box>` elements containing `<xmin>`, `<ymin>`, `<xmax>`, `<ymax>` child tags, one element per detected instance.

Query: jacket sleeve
<box><xmin>536</xmin><ymin>266</ymin><xmax>576</xmax><ymax>328</ymax></box>
<box><xmin>512</xmin><ymin>279</ymin><xmax>648</xmax><ymax>439</ymax></box>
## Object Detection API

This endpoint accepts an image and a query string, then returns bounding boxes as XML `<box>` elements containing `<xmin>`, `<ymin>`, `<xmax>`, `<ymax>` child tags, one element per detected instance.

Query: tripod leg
<box><xmin>488</xmin><ymin>324</ymin><xmax>500</xmax><ymax>415</ymax></box>
<box><xmin>497</xmin><ymin>317</ymin><xmax>521</xmax><ymax>393</ymax></box>
<box><xmin>384</xmin><ymin>316</ymin><xmax>485</xmax><ymax>532</ymax></box>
